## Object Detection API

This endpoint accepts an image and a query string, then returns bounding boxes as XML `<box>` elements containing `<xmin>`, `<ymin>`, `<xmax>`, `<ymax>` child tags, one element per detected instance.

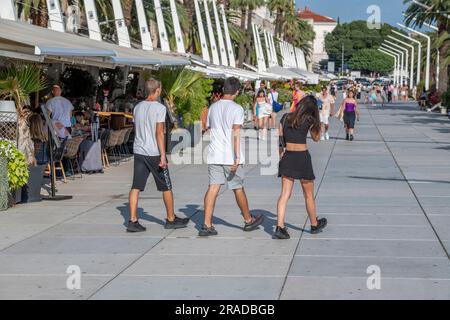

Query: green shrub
<box><xmin>176</xmin><ymin>77</ymin><xmax>214</xmax><ymax>127</ymax></box>
<box><xmin>0</xmin><ymin>141</ymin><xmax>29</xmax><ymax>191</ymax></box>
<box><xmin>235</xmin><ymin>93</ymin><xmax>254</xmax><ymax>110</ymax></box>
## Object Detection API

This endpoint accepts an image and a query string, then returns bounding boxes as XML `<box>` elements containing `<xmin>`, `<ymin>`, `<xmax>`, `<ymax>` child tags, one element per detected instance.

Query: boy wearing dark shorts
<box><xmin>127</xmin><ymin>78</ymin><xmax>189</xmax><ymax>232</ymax></box>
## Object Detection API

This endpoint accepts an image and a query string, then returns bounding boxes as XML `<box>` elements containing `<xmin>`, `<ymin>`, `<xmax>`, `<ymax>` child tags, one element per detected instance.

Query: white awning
<box><xmin>266</xmin><ymin>66</ymin><xmax>304</xmax><ymax>80</ymax></box>
<box><xmin>0</xmin><ymin>18</ymin><xmax>189</xmax><ymax>67</ymax></box>
<box><xmin>288</xmin><ymin>68</ymin><xmax>319</xmax><ymax>84</ymax></box>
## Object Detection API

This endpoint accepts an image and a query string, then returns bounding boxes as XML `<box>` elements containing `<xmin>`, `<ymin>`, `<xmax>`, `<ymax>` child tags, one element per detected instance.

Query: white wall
<box><xmin>312</xmin><ymin>22</ymin><xmax>336</xmax><ymax>64</ymax></box>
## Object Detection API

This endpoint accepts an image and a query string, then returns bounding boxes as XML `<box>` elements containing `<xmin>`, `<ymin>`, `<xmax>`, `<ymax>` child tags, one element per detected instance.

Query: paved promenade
<box><xmin>0</xmin><ymin>102</ymin><xmax>449</xmax><ymax>299</ymax></box>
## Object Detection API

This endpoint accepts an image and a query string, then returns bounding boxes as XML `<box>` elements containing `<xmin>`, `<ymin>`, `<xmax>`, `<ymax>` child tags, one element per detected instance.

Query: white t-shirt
<box><xmin>319</xmin><ymin>94</ymin><xmax>335</xmax><ymax>113</ymax></box>
<box><xmin>268</xmin><ymin>91</ymin><xmax>279</xmax><ymax>105</ymax></box>
<box><xmin>133</xmin><ymin>100</ymin><xmax>166</xmax><ymax>157</ymax></box>
<box><xmin>45</xmin><ymin>96</ymin><xmax>74</xmax><ymax>128</ymax></box>
<box><xmin>206</xmin><ymin>99</ymin><xmax>245</xmax><ymax>165</ymax></box>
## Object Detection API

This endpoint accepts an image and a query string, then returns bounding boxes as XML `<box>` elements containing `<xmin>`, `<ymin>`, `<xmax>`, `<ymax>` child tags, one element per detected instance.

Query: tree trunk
<box><xmin>276</xmin><ymin>9</ymin><xmax>283</xmax><ymax>38</ymax></box>
<box><xmin>245</xmin><ymin>8</ymin><xmax>253</xmax><ymax>65</ymax></box>
<box><xmin>123</xmin><ymin>0</ymin><xmax>134</xmax><ymax>27</ymax></box>
<box><xmin>438</xmin><ymin>32</ymin><xmax>450</xmax><ymax>94</ymax></box>
<box><xmin>184</xmin><ymin>0</ymin><xmax>195</xmax><ymax>54</ymax></box>
<box><xmin>237</xmin><ymin>8</ymin><xmax>247</xmax><ymax>68</ymax></box>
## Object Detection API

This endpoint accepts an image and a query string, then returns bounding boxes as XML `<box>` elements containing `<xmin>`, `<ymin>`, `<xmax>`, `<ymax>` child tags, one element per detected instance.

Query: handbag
<box><xmin>271</xmin><ymin>92</ymin><xmax>283</xmax><ymax>113</ymax></box>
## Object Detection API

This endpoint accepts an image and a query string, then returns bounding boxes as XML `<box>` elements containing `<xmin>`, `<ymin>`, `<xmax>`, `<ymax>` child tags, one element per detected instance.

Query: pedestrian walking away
<box><xmin>127</xmin><ymin>78</ymin><xmax>189</xmax><ymax>233</ymax></box>
<box><xmin>337</xmin><ymin>90</ymin><xmax>360</xmax><ymax>141</ymax></box>
<box><xmin>318</xmin><ymin>86</ymin><xmax>335</xmax><ymax>141</ymax></box>
<box><xmin>275</xmin><ymin>95</ymin><xmax>327</xmax><ymax>239</ymax></box>
<box><xmin>200</xmin><ymin>77</ymin><xmax>264</xmax><ymax>237</ymax></box>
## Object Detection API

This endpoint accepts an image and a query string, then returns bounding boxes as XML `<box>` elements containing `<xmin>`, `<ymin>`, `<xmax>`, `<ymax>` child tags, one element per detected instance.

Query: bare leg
<box><xmin>203</xmin><ymin>184</ymin><xmax>221</xmax><ymax>227</ymax></box>
<box><xmin>162</xmin><ymin>190</ymin><xmax>176</xmax><ymax>221</ymax></box>
<box><xmin>301</xmin><ymin>180</ymin><xmax>318</xmax><ymax>227</ymax></box>
<box><xmin>270</xmin><ymin>112</ymin><xmax>277</xmax><ymax>129</ymax></box>
<box><xmin>277</xmin><ymin>177</ymin><xmax>294</xmax><ymax>228</ymax></box>
<box><xmin>233</xmin><ymin>188</ymin><xmax>252</xmax><ymax>223</ymax></box>
<box><xmin>129</xmin><ymin>189</ymin><xmax>140</xmax><ymax>222</ymax></box>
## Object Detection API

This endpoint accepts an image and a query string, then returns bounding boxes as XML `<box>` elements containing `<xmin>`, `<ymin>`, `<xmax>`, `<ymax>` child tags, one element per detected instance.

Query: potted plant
<box><xmin>0</xmin><ymin>64</ymin><xmax>47</xmax><ymax>203</ymax></box>
<box><xmin>0</xmin><ymin>141</ymin><xmax>29</xmax><ymax>206</ymax></box>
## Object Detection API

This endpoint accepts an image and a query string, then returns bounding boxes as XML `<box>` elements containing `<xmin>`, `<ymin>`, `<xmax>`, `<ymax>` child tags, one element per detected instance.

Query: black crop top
<box><xmin>280</xmin><ymin>113</ymin><xmax>311</xmax><ymax>145</ymax></box>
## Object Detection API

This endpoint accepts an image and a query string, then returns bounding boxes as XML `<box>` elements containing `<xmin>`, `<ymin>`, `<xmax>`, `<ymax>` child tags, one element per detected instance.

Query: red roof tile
<box><xmin>297</xmin><ymin>6</ymin><xmax>336</xmax><ymax>23</ymax></box>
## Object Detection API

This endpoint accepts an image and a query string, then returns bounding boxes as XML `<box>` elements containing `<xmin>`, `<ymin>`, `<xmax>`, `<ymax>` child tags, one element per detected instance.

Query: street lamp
<box><xmin>381</xmin><ymin>44</ymin><xmax>405</xmax><ymax>85</ymax></box>
<box><xmin>380</xmin><ymin>47</ymin><xmax>401</xmax><ymax>85</ymax></box>
<box><xmin>388</xmin><ymin>35</ymin><xmax>415</xmax><ymax>89</ymax></box>
<box><xmin>378</xmin><ymin>48</ymin><xmax>399</xmax><ymax>85</ymax></box>
<box><xmin>391</xmin><ymin>30</ymin><xmax>422</xmax><ymax>85</ymax></box>
<box><xmin>397</xmin><ymin>23</ymin><xmax>431</xmax><ymax>90</ymax></box>
<box><xmin>384</xmin><ymin>39</ymin><xmax>410</xmax><ymax>80</ymax></box>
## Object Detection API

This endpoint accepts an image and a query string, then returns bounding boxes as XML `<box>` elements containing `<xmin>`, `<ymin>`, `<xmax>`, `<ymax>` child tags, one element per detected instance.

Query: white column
<box><xmin>0</xmin><ymin>0</ymin><xmax>16</xmax><ymax>20</ymax></box>
<box><xmin>169</xmin><ymin>0</ymin><xmax>185</xmax><ymax>53</ymax></box>
<box><xmin>280</xmin><ymin>41</ymin><xmax>287</xmax><ymax>67</ymax></box>
<box><xmin>194</xmin><ymin>0</ymin><xmax>210</xmax><ymax>62</ymax></box>
<box><xmin>111</xmin><ymin>0</ymin><xmax>131</xmax><ymax>47</ymax></box>
<box><xmin>263</xmin><ymin>30</ymin><xmax>273</xmax><ymax>67</ymax></box>
<box><xmin>154</xmin><ymin>0</ymin><xmax>170</xmax><ymax>52</ymax></box>
<box><xmin>220</xmin><ymin>3</ymin><xmax>235</xmax><ymax>67</ymax></box>
<box><xmin>46</xmin><ymin>0</ymin><xmax>65</xmax><ymax>32</ymax></box>
<box><xmin>211</xmin><ymin>0</ymin><xmax>228</xmax><ymax>66</ymax></box>
<box><xmin>252</xmin><ymin>24</ymin><xmax>266</xmax><ymax>72</ymax></box>
<box><xmin>269</xmin><ymin>34</ymin><xmax>278</xmax><ymax>66</ymax></box>
<box><xmin>135</xmin><ymin>0</ymin><xmax>153</xmax><ymax>50</ymax></box>
<box><xmin>83</xmin><ymin>0</ymin><xmax>101</xmax><ymax>41</ymax></box>
<box><xmin>203</xmin><ymin>0</ymin><xmax>220</xmax><ymax>65</ymax></box>
<box><xmin>388</xmin><ymin>36</ymin><xmax>414</xmax><ymax>89</ymax></box>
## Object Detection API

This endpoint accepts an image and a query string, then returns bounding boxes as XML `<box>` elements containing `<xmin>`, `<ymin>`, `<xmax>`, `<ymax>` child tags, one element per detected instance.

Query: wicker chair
<box><xmin>63</xmin><ymin>137</ymin><xmax>84</xmax><ymax>179</ymax></box>
<box><xmin>115</xmin><ymin>129</ymin><xmax>128</xmax><ymax>161</ymax></box>
<box><xmin>106</xmin><ymin>130</ymin><xmax>121</xmax><ymax>165</ymax></box>
<box><xmin>122</xmin><ymin>127</ymin><xmax>134</xmax><ymax>157</ymax></box>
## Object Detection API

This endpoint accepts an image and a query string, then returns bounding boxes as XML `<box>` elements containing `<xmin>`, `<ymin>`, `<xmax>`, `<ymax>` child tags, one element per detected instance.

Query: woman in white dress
<box><xmin>253</xmin><ymin>90</ymin><xmax>272</xmax><ymax>140</ymax></box>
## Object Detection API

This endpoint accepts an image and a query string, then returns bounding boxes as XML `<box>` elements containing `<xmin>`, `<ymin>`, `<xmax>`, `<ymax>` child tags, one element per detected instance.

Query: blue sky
<box><xmin>296</xmin><ymin>0</ymin><xmax>409</xmax><ymax>27</ymax></box>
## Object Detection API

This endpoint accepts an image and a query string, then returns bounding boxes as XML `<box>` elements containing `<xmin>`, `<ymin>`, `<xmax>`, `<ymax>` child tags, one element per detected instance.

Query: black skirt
<box><xmin>344</xmin><ymin>111</ymin><xmax>356</xmax><ymax>129</ymax></box>
<box><xmin>278</xmin><ymin>150</ymin><xmax>315</xmax><ymax>180</ymax></box>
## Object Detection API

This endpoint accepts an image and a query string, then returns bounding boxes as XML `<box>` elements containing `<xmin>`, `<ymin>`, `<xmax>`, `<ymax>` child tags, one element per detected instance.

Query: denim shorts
<box><xmin>208</xmin><ymin>164</ymin><xmax>245</xmax><ymax>190</ymax></box>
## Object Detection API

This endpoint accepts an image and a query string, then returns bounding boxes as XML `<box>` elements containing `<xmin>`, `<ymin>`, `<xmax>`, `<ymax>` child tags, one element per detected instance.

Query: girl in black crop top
<box><xmin>274</xmin><ymin>95</ymin><xmax>328</xmax><ymax>239</ymax></box>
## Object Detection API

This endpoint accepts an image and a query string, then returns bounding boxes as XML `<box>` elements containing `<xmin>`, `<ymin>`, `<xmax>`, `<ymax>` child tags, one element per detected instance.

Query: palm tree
<box><xmin>267</xmin><ymin>0</ymin><xmax>291</xmax><ymax>38</ymax></box>
<box><xmin>0</xmin><ymin>64</ymin><xmax>47</xmax><ymax>165</ymax></box>
<box><xmin>16</xmin><ymin>0</ymin><xmax>49</xmax><ymax>27</ymax></box>
<box><xmin>404</xmin><ymin>0</ymin><xmax>450</xmax><ymax>93</ymax></box>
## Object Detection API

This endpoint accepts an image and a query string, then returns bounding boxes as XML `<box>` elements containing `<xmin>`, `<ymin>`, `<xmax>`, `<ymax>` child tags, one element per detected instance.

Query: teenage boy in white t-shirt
<box><xmin>127</xmin><ymin>78</ymin><xmax>189</xmax><ymax>232</ymax></box>
<box><xmin>199</xmin><ymin>77</ymin><xmax>264</xmax><ymax>236</ymax></box>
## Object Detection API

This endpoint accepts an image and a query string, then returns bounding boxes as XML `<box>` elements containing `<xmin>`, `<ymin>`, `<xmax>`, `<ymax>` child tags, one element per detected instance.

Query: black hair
<box><xmin>287</xmin><ymin>95</ymin><xmax>320</xmax><ymax>132</ymax></box>
<box><xmin>223</xmin><ymin>77</ymin><xmax>241</xmax><ymax>95</ymax></box>
<box><xmin>257</xmin><ymin>89</ymin><xmax>266</xmax><ymax>97</ymax></box>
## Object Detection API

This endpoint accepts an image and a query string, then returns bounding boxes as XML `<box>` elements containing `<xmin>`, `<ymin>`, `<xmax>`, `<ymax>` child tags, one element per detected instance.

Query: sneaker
<box><xmin>350</xmin><ymin>135</ymin><xmax>354</xmax><ymax>141</ymax></box>
<box><xmin>311</xmin><ymin>217</ymin><xmax>327</xmax><ymax>234</ymax></box>
<box><xmin>198</xmin><ymin>225</ymin><xmax>218</xmax><ymax>237</ymax></box>
<box><xmin>243</xmin><ymin>214</ymin><xmax>264</xmax><ymax>232</ymax></box>
<box><xmin>325</xmin><ymin>132</ymin><xmax>330</xmax><ymax>140</ymax></box>
<box><xmin>126</xmin><ymin>220</ymin><xmax>147</xmax><ymax>233</ymax></box>
<box><xmin>320</xmin><ymin>134</ymin><xmax>325</xmax><ymax>141</ymax></box>
<box><xmin>273</xmin><ymin>226</ymin><xmax>290</xmax><ymax>239</ymax></box>
<box><xmin>165</xmin><ymin>216</ymin><xmax>190</xmax><ymax>229</ymax></box>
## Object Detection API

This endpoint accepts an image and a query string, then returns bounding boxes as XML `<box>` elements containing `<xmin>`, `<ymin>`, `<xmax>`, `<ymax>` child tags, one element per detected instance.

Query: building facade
<box><xmin>298</xmin><ymin>6</ymin><xmax>337</xmax><ymax>71</ymax></box>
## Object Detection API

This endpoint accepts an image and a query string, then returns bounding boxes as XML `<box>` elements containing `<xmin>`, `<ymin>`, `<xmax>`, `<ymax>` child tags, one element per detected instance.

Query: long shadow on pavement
<box><xmin>117</xmin><ymin>203</ymin><xmax>166</xmax><ymax>227</ymax></box>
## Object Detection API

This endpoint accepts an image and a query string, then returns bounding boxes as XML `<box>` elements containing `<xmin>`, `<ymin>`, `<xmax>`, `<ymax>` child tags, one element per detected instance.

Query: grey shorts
<box><xmin>208</xmin><ymin>164</ymin><xmax>245</xmax><ymax>190</ymax></box>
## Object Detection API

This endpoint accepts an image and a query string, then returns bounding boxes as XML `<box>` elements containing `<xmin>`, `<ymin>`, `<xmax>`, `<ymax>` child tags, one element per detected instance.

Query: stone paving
<box><xmin>0</xmin><ymin>101</ymin><xmax>449</xmax><ymax>299</ymax></box>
